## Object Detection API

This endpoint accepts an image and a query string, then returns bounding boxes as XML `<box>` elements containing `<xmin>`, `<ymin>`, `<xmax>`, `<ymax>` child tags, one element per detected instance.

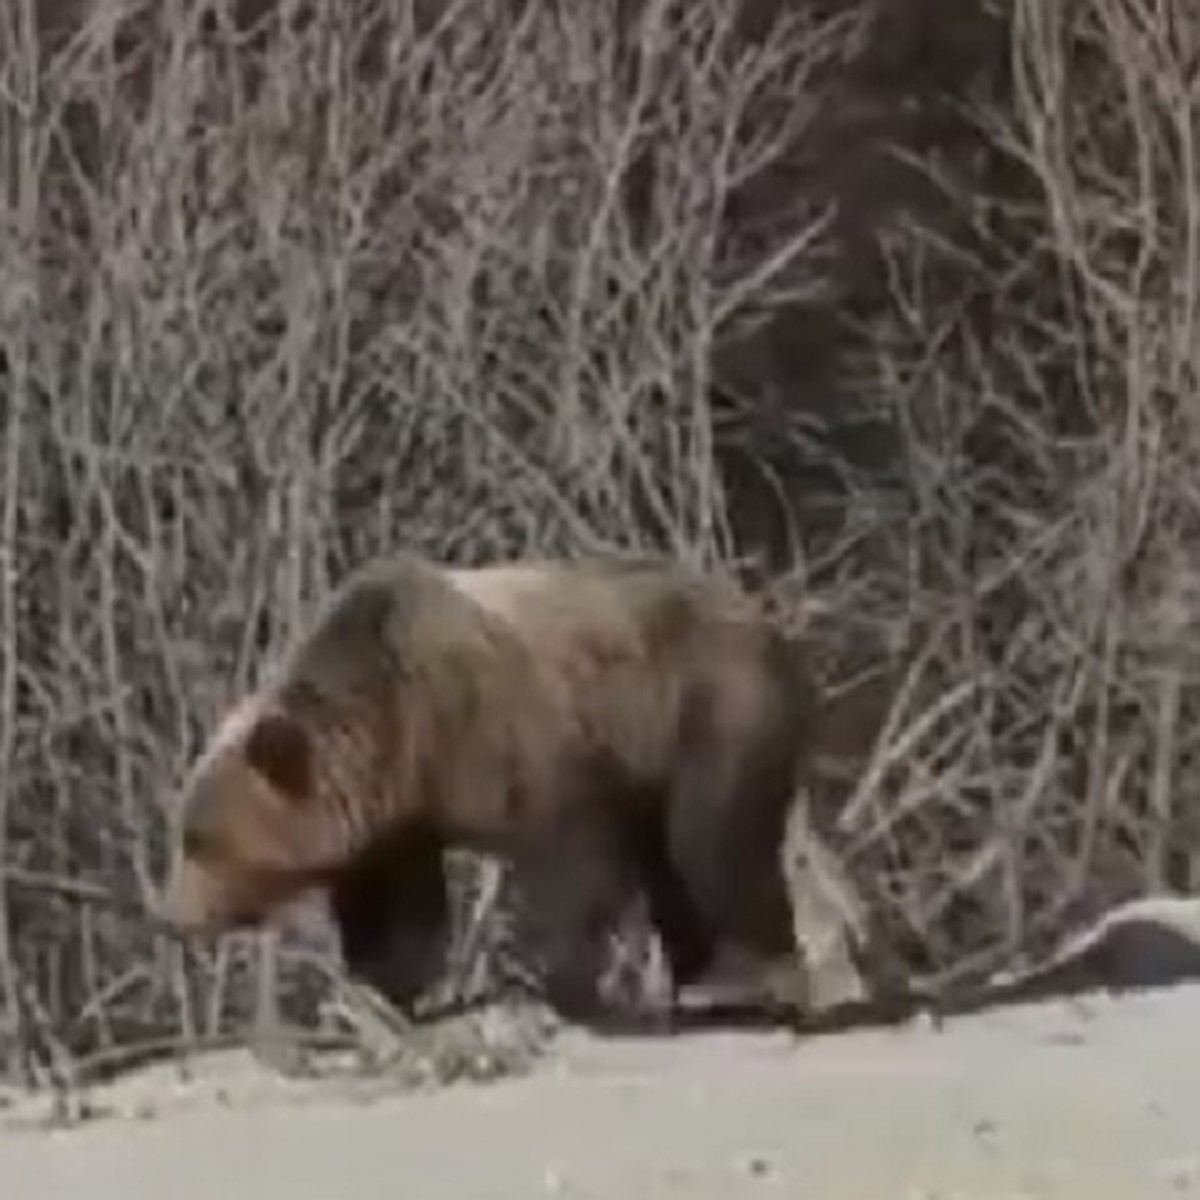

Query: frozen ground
<box><xmin>2</xmin><ymin>983</ymin><xmax>1199</xmax><ymax>1199</ymax></box>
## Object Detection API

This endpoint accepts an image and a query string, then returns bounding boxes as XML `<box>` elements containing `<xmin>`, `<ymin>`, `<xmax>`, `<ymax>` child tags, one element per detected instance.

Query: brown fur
<box><xmin>156</xmin><ymin>552</ymin><xmax>819</xmax><ymax>1030</ymax></box>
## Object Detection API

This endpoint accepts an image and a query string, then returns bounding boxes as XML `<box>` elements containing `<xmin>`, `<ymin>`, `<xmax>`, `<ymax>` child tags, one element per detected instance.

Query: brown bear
<box><xmin>155</xmin><ymin>551</ymin><xmax>819</xmax><ymax>1031</ymax></box>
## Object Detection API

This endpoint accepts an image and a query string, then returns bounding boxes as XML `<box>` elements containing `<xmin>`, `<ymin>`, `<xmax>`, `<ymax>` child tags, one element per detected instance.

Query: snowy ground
<box><xmin>2</xmin><ymin>984</ymin><xmax>1198</xmax><ymax>1199</ymax></box>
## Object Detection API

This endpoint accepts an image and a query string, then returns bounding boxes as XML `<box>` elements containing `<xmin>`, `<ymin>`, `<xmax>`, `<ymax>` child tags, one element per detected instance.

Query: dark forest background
<box><xmin>2</xmin><ymin>0</ymin><xmax>1199</xmax><ymax>1088</ymax></box>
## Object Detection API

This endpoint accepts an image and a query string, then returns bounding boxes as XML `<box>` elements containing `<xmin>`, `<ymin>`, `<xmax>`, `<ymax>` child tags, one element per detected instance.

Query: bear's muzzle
<box><xmin>153</xmin><ymin>859</ymin><xmax>247</xmax><ymax>934</ymax></box>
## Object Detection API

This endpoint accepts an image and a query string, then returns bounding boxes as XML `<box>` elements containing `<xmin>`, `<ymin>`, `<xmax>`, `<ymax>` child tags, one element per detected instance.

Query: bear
<box><xmin>154</xmin><ymin>551</ymin><xmax>820</xmax><ymax>1032</ymax></box>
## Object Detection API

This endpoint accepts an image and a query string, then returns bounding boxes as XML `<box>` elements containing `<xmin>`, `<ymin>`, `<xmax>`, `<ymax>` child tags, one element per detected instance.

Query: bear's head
<box><xmin>155</xmin><ymin>697</ymin><xmax>335</xmax><ymax>935</ymax></box>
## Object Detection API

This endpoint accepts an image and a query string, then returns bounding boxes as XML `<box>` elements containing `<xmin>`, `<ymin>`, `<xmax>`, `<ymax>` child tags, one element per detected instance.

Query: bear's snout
<box><xmin>153</xmin><ymin>859</ymin><xmax>233</xmax><ymax>934</ymax></box>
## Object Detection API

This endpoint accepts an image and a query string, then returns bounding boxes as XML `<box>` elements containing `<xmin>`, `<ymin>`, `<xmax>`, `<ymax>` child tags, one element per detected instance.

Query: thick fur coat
<box><xmin>157</xmin><ymin>552</ymin><xmax>818</xmax><ymax>1028</ymax></box>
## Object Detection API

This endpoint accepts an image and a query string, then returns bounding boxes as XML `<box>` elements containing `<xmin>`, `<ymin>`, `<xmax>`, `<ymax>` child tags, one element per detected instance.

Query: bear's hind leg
<box><xmin>626</xmin><ymin>806</ymin><xmax>717</xmax><ymax>991</ymax></box>
<box><xmin>328</xmin><ymin>822</ymin><xmax>451</xmax><ymax>1015</ymax></box>
<box><xmin>666</xmin><ymin>723</ymin><xmax>808</xmax><ymax>1022</ymax></box>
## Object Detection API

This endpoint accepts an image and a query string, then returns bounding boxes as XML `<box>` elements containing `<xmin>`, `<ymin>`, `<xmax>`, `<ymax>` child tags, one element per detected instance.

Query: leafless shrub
<box><xmin>0</xmin><ymin>0</ymin><xmax>849</xmax><ymax>1083</ymax></box>
<box><xmin>821</xmin><ymin>0</ymin><xmax>1200</xmax><ymax>992</ymax></box>
<box><xmin>0</xmin><ymin>0</ymin><xmax>1196</xmax><ymax>1087</ymax></box>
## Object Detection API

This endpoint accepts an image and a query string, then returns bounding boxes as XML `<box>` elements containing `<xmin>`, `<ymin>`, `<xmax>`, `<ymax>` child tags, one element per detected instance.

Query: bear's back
<box><xmin>446</xmin><ymin>555</ymin><xmax>756</xmax><ymax>651</ymax></box>
<box><xmin>444</xmin><ymin>555</ymin><xmax>789</xmax><ymax>779</ymax></box>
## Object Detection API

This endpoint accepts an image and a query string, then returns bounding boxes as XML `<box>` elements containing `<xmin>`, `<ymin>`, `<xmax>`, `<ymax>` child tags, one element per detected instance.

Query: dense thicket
<box><xmin>1</xmin><ymin>0</ymin><xmax>1198</xmax><ymax>1084</ymax></box>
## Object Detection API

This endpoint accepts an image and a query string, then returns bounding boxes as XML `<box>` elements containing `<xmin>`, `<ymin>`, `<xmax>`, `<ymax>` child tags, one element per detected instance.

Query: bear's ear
<box><xmin>244</xmin><ymin>711</ymin><xmax>313</xmax><ymax>805</ymax></box>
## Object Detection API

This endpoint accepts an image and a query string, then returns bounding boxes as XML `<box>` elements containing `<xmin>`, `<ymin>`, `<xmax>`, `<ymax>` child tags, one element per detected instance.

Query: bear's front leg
<box><xmin>328</xmin><ymin>822</ymin><xmax>450</xmax><ymax>1014</ymax></box>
